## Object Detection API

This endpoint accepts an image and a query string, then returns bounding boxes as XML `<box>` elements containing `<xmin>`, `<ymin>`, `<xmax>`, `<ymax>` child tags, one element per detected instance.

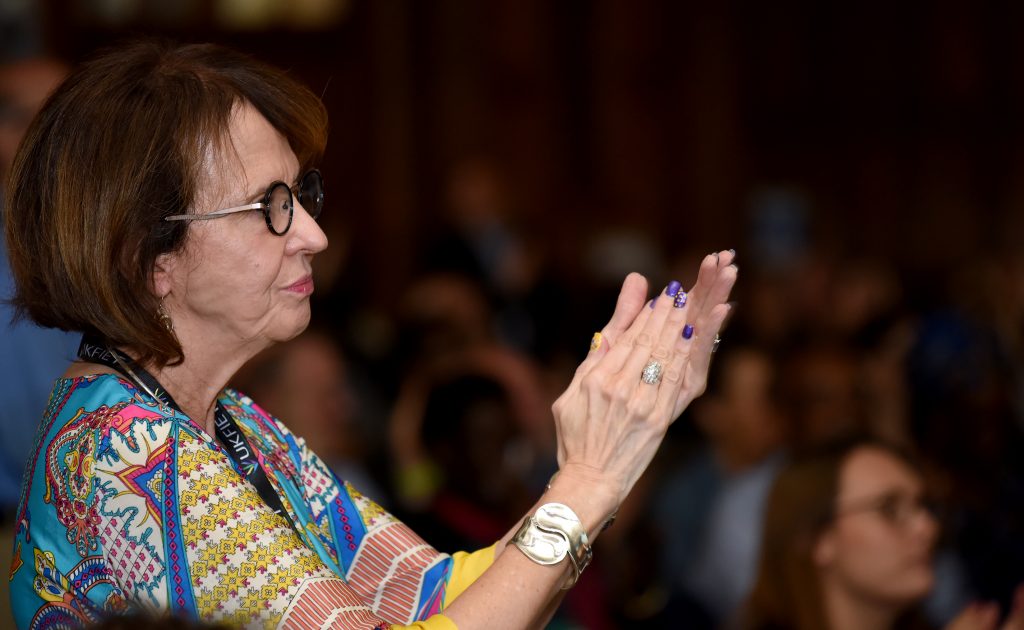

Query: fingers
<box><xmin>617</xmin><ymin>283</ymin><xmax>691</xmax><ymax>406</ymax></box>
<box><xmin>653</xmin><ymin>303</ymin><xmax>730</xmax><ymax>422</ymax></box>
<box><xmin>603</xmin><ymin>281</ymin><xmax>677</xmax><ymax>377</ymax></box>
<box><xmin>603</xmin><ymin>272</ymin><xmax>649</xmax><ymax>342</ymax></box>
<box><xmin>587</xmin><ymin>254</ymin><xmax>736</xmax><ymax>420</ymax></box>
<box><xmin>559</xmin><ymin>250</ymin><xmax>737</xmax><ymax>434</ymax></box>
<box><xmin>684</xmin><ymin>250</ymin><xmax>736</xmax><ymax>323</ymax></box>
<box><xmin>585</xmin><ymin>273</ymin><xmax>650</xmax><ymax>364</ymax></box>
<box><xmin>562</xmin><ymin>273</ymin><xmax>649</xmax><ymax>391</ymax></box>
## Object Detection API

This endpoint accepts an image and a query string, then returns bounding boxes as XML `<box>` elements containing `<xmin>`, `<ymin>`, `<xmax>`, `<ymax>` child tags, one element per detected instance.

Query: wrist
<box><xmin>544</xmin><ymin>463</ymin><xmax>621</xmax><ymax>537</ymax></box>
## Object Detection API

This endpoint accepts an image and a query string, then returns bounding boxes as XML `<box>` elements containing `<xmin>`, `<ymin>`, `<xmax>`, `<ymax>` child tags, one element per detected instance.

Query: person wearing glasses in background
<box><xmin>740</xmin><ymin>439</ymin><xmax>1024</xmax><ymax>630</ymax></box>
<box><xmin>4</xmin><ymin>40</ymin><xmax>736</xmax><ymax>628</ymax></box>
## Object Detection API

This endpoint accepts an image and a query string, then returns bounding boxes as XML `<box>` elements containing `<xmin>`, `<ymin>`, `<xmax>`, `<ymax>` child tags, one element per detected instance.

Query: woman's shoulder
<box><xmin>47</xmin><ymin>373</ymin><xmax>165</xmax><ymax>416</ymax></box>
<box><xmin>38</xmin><ymin>374</ymin><xmax>184</xmax><ymax>447</ymax></box>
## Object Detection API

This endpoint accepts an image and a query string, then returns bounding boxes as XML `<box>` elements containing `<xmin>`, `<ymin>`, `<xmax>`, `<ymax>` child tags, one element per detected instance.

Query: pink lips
<box><xmin>285</xmin><ymin>275</ymin><xmax>314</xmax><ymax>295</ymax></box>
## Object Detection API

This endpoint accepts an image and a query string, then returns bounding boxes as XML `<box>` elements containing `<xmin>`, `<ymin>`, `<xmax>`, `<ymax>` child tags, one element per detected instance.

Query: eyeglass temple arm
<box><xmin>164</xmin><ymin>203</ymin><xmax>264</xmax><ymax>222</ymax></box>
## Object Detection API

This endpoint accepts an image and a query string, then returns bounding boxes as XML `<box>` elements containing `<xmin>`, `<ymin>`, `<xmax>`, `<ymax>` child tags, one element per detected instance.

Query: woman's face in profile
<box><xmin>155</xmin><ymin>102</ymin><xmax>328</xmax><ymax>352</ymax></box>
<box><xmin>815</xmin><ymin>446</ymin><xmax>939</xmax><ymax>606</ymax></box>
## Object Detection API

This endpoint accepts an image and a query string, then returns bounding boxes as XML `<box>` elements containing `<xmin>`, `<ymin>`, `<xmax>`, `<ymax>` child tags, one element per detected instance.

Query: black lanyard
<box><xmin>77</xmin><ymin>335</ymin><xmax>296</xmax><ymax>532</ymax></box>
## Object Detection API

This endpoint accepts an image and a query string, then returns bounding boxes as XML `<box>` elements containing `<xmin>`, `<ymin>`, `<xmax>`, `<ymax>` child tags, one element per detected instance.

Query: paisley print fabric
<box><xmin>10</xmin><ymin>374</ymin><xmax>488</xmax><ymax>628</ymax></box>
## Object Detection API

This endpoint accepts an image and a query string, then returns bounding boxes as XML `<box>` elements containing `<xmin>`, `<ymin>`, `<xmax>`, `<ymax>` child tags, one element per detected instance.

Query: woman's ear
<box><xmin>152</xmin><ymin>252</ymin><xmax>177</xmax><ymax>298</ymax></box>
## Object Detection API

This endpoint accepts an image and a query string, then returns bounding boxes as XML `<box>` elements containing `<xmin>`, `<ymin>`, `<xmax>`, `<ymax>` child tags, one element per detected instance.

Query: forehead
<box><xmin>838</xmin><ymin>447</ymin><xmax>923</xmax><ymax>500</ymax></box>
<box><xmin>202</xmin><ymin>102</ymin><xmax>297</xmax><ymax>201</ymax></box>
<box><xmin>226</xmin><ymin>102</ymin><xmax>285</xmax><ymax>150</ymax></box>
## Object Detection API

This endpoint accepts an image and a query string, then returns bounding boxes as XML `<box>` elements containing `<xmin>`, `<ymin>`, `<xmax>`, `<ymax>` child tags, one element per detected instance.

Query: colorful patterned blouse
<box><xmin>10</xmin><ymin>374</ymin><xmax>494</xmax><ymax>628</ymax></box>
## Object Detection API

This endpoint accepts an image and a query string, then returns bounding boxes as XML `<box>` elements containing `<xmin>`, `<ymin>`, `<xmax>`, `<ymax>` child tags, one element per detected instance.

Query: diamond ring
<box><xmin>640</xmin><ymin>360</ymin><xmax>663</xmax><ymax>385</ymax></box>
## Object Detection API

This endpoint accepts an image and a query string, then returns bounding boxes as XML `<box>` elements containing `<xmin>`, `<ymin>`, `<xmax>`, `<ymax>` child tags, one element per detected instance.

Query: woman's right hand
<box><xmin>548</xmin><ymin>251</ymin><xmax>737</xmax><ymax>519</ymax></box>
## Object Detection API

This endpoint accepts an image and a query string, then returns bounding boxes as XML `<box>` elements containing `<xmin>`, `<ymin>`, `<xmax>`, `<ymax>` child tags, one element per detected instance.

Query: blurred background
<box><xmin>3</xmin><ymin>0</ymin><xmax>1024</xmax><ymax>628</ymax></box>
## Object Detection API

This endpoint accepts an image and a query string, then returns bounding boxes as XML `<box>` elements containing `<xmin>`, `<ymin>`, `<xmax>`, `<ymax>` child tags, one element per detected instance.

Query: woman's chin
<box><xmin>262</xmin><ymin>309</ymin><xmax>313</xmax><ymax>346</ymax></box>
<box><xmin>893</xmin><ymin>566</ymin><xmax>936</xmax><ymax>603</ymax></box>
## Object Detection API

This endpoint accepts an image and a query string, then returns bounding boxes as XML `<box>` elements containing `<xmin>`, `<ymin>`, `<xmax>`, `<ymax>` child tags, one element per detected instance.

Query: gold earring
<box><xmin>158</xmin><ymin>300</ymin><xmax>174</xmax><ymax>332</ymax></box>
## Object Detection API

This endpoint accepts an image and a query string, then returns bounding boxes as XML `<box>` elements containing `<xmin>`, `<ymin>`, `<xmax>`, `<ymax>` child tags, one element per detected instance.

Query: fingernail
<box><xmin>674</xmin><ymin>292</ymin><xmax>688</xmax><ymax>308</ymax></box>
<box><xmin>665</xmin><ymin>280</ymin><xmax>682</xmax><ymax>297</ymax></box>
<box><xmin>648</xmin><ymin>297</ymin><xmax>658</xmax><ymax>309</ymax></box>
<box><xmin>730</xmin><ymin>263</ymin><xmax>739</xmax><ymax>273</ymax></box>
<box><xmin>682</xmin><ymin>324</ymin><xmax>694</xmax><ymax>340</ymax></box>
<box><xmin>728</xmin><ymin>248</ymin><xmax>736</xmax><ymax>257</ymax></box>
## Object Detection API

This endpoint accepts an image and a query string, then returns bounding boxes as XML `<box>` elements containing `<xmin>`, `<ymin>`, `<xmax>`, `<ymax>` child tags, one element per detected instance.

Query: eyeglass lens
<box><xmin>263</xmin><ymin>170</ymin><xmax>323</xmax><ymax>235</ymax></box>
<box><xmin>267</xmin><ymin>183</ymin><xmax>294</xmax><ymax>234</ymax></box>
<box><xmin>297</xmin><ymin>170</ymin><xmax>324</xmax><ymax>220</ymax></box>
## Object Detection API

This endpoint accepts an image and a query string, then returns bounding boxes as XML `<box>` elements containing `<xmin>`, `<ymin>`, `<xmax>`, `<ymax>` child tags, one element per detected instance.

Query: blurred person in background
<box><xmin>386</xmin><ymin>344</ymin><xmax>555</xmax><ymax>529</ymax></box>
<box><xmin>651</xmin><ymin>344</ymin><xmax>789</xmax><ymax>628</ymax></box>
<box><xmin>0</xmin><ymin>55</ymin><xmax>77</xmax><ymax>625</ymax></box>
<box><xmin>394</xmin><ymin>272</ymin><xmax>496</xmax><ymax>374</ymax></box>
<box><xmin>782</xmin><ymin>341</ymin><xmax>865</xmax><ymax>452</ymax></box>
<box><xmin>741</xmin><ymin>439</ymin><xmax>1024</xmax><ymax>630</ymax></box>
<box><xmin>0</xmin><ymin>56</ymin><xmax>76</xmax><ymax>516</ymax></box>
<box><xmin>424</xmin><ymin>157</ymin><xmax>562</xmax><ymax>358</ymax></box>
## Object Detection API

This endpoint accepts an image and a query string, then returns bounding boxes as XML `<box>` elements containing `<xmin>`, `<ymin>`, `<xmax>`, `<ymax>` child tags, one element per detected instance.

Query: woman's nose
<box><xmin>289</xmin><ymin>200</ymin><xmax>328</xmax><ymax>253</ymax></box>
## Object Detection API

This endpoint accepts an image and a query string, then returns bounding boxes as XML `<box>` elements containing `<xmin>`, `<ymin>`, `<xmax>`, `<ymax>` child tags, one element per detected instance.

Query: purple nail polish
<box><xmin>682</xmin><ymin>324</ymin><xmax>694</xmax><ymax>340</ymax></box>
<box><xmin>666</xmin><ymin>280</ymin><xmax>682</xmax><ymax>297</ymax></box>
<box><xmin>648</xmin><ymin>297</ymin><xmax>657</xmax><ymax>309</ymax></box>
<box><xmin>674</xmin><ymin>292</ymin><xmax>688</xmax><ymax>308</ymax></box>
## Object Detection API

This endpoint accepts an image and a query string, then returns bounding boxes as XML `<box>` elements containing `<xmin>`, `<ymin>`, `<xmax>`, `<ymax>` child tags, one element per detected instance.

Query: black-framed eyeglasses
<box><xmin>164</xmin><ymin>169</ymin><xmax>324</xmax><ymax>235</ymax></box>
<box><xmin>834</xmin><ymin>492</ymin><xmax>940</xmax><ymax>528</ymax></box>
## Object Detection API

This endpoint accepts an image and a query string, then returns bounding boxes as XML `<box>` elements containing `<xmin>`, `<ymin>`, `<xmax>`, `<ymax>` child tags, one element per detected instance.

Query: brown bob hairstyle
<box><xmin>740</xmin><ymin>438</ymin><xmax>929</xmax><ymax>630</ymax></box>
<box><xmin>4</xmin><ymin>39</ymin><xmax>327</xmax><ymax>367</ymax></box>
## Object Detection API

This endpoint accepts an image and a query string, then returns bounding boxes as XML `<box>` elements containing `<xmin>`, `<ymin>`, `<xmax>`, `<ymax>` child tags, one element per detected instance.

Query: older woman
<box><xmin>4</xmin><ymin>41</ymin><xmax>735</xmax><ymax>629</ymax></box>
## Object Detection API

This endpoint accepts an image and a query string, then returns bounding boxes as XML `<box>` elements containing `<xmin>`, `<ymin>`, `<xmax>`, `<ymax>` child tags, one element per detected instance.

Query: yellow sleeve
<box><xmin>393</xmin><ymin>614</ymin><xmax>459</xmax><ymax>630</ymax></box>
<box><xmin>388</xmin><ymin>546</ymin><xmax>495</xmax><ymax>630</ymax></box>
<box><xmin>445</xmin><ymin>544</ymin><xmax>497</xmax><ymax>605</ymax></box>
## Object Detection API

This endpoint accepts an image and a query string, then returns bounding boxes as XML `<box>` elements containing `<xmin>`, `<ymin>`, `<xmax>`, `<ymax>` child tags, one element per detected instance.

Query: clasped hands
<box><xmin>550</xmin><ymin>250</ymin><xmax>738</xmax><ymax>518</ymax></box>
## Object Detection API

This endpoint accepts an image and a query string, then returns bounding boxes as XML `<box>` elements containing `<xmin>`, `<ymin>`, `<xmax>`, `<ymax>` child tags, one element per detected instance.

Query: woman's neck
<box><xmin>822</xmin><ymin>577</ymin><xmax>902</xmax><ymax>630</ymax></box>
<box><xmin>151</xmin><ymin>330</ymin><xmax>266</xmax><ymax>436</ymax></box>
<box><xmin>151</xmin><ymin>360</ymin><xmax>230</xmax><ymax>436</ymax></box>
